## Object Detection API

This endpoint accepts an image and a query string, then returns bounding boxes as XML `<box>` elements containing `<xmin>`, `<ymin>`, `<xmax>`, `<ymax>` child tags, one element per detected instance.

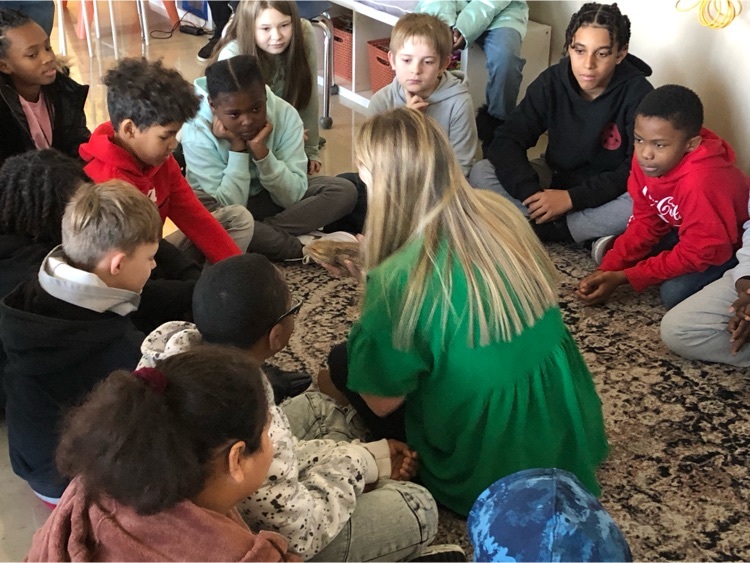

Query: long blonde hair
<box><xmin>211</xmin><ymin>1</ymin><xmax>312</xmax><ymax>111</ymax></box>
<box><xmin>355</xmin><ymin>108</ymin><xmax>559</xmax><ymax>348</ymax></box>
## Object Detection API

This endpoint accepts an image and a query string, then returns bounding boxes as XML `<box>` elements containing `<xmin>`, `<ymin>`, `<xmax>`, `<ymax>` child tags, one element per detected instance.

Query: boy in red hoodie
<box><xmin>79</xmin><ymin>58</ymin><xmax>251</xmax><ymax>265</ymax></box>
<box><xmin>577</xmin><ymin>85</ymin><xmax>749</xmax><ymax>309</ymax></box>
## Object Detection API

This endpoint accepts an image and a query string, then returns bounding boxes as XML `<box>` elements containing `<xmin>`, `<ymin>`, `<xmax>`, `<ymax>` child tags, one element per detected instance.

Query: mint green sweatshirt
<box><xmin>416</xmin><ymin>0</ymin><xmax>528</xmax><ymax>44</ymax></box>
<box><xmin>181</xmin><ymin>77</ymin><xmax>308</xmax><ymax>209</ymax></box>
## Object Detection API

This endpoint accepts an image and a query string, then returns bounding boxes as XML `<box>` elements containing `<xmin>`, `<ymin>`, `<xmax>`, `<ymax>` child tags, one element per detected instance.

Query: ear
<box><xmin>208</xmin><ymin>96</ymin><xmax>216</xmax><ymax>114</ymax></box>
<box><xmin>615</xmin><ymin>43</ymin><xmax>629</xmax><ymax>64</ymax></box>
<box><xmin>119</xmin><ymin>119</ymin><xmax>139</xmax><ymax>139</ymax></box>
<box><xmin>388</xmin><ymin>50</ymin><xmax>397</xmax><ymax>71</ymax></box>
<box><xmin>108</xmin><ymin>250</ymin><xmax>129</xmax><ymax>276</ymax></box>
<box><xmin>267</xmin><ymin>322</ymin><xmax>287</xmax><ymax>354</ymax></box>
<box><xmin>686</xmin><ymin>134</ymin><xmax>702</xmax><ymax>153</ymax></box>
<box><xmin>226</xmin><ymin>441</ymin><xmax>248</xmax><ymax>483</ymax></box>
<box><xmin>0</xmin><ymin>58</ymin><xmax>11</xmax><ymax>74</ymax></box>
<box><xmin>440</xmin><ymin>55</ymin><xmax>451</xmax><ymax>71</ymax></box>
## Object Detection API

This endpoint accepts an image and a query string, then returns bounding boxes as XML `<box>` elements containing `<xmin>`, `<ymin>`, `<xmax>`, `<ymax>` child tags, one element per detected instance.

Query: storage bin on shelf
<box><xmin>366</xmin><ymin>37</ymin><xmax>394</xmax><ymax>93</ymax></box>
<box><xmin>332</xmin><ymin>15</ymin><xmax>353</xmax><ymax>82</ymax></box>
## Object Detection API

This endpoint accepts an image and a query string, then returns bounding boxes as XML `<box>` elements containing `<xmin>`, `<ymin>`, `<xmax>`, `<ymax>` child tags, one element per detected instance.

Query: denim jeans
<box><xmin>475</xmin><ymin>27</ymin><xmax>525</xmax><ymax>120</ymax></box>
<box><xmin>661</xmin><ymin>268</ymin><xmax>750</xmax><ymax>367</ymax></box>
<box><xmin>468</xmin><ymin>159</ymin><xmax>633</xmax><ymax>242</ymax></box>
<box><xmin>281</xmin><ymin>392</ymin><xmax>438</xmax><ymax>562</ymax></box>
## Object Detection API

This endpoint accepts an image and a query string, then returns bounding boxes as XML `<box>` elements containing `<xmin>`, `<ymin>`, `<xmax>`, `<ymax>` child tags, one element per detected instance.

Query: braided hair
<box><xmin>0</xmin><ymin>149</ymin><xmax>89</xmax><ymax>244</ymax></box>
<box><xmin>0</xmin><ymin>8</ymin><xmax>31</xmax><ymax>59</ymax></box>
<box><xmin>563</xmin><ymin>3</ymin><xmax>631</xmax><ymax>54</ymax></box>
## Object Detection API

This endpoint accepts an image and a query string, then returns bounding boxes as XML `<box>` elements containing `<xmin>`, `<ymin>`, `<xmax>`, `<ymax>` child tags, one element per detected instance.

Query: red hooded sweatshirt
<box><xmin>80</xmin><ymin>123</ymin><xmax>241</xmax><ymax>264</ymax></box>
<box><xmin>600</xmin><ymin>127</ymin><xmax>749</xmax><ymax>291</ymax></box>
<box><xmin>25</xmin><ymin>477</ymin><xmax>301</xmax><ymax>562</ymax></box>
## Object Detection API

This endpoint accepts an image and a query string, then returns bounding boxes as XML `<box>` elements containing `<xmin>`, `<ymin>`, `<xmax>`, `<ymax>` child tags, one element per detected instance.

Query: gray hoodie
<box><xmin>368</xmin><ymin>70</ymin><xmax>478</xmax><ymax>176</ymax></box>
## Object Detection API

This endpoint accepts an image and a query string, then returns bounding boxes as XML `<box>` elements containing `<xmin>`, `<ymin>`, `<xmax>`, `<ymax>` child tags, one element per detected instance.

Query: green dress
<box><xmin>347</xmin><ymin>239</ymin><xmax>609</xmax><ymax>516</ymax></box>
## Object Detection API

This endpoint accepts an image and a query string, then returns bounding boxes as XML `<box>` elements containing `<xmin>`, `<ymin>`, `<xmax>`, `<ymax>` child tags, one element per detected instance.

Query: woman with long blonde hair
<box><xmin>325</xmin><ymin>108</ymin><xmax>609</xmax><ymax>516</ymax></box>
<box><xmin>211</xmin><ymin>1</ymin><xmax>320</xmax><ymax>173</ymax></box>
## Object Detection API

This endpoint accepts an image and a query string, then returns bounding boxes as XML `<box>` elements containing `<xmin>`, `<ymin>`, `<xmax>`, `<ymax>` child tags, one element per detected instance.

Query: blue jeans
<box><xmin>653</xmin><ymin>230</ymin><xmax>739</xmax><ymax>309</ymax></box>
<box><xmin>281</xmin><ymin>392</ymin><xmax>438</xmax><ymax>562</ymax></box>
<box><xmin>475</xmin><ymin>27</ymin><xmax>525</xmax><ymax>121</ymax></box>
<box><xmin>3</xmin><ymin>1</ymin><xmax>55</xmax><ymax>35</ymax></box>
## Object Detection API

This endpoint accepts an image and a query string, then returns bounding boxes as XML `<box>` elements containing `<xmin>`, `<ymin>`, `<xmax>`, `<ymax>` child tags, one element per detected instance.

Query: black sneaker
<box><xmin>408</xmin><ymin>544</ymin><xmax>466</xmax><ymax>562</ymax></box>
<box><xmin>197</xmin><ymin>38</ymin><xmax>219</xmax><ymax>62</ymax></box>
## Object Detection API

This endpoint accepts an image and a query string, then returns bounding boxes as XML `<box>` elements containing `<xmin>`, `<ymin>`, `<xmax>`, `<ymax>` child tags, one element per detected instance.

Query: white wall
<box><xmin>528</xmin><ymin>0</ymin><xmax>750</xmax><ymax>171</ymax></box>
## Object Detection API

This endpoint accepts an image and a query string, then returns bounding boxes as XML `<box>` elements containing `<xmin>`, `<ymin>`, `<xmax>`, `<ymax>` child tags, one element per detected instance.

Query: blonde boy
<box><xmin>0</xmin><ymin>180</ymin><xmax>160</xmax><ymax>505</ymax></box>
<box><xmin>368</xmin><ymin>12</ymin><xmax>478</xmax><ymax>176</ymax></box>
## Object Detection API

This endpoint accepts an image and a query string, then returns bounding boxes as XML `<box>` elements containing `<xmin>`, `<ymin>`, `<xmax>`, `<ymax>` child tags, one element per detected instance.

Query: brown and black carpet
<box><xmin>275</xmin><ymin>243</ymin><xmax>750</xmax><ymax>561</ymax></box>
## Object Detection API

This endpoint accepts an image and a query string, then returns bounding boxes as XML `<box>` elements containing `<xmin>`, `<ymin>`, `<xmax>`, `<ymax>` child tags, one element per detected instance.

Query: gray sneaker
<box><xmin>591</xmin><ymin>235</ymin><xmax>616</xmax><ymax>266</ymax></box>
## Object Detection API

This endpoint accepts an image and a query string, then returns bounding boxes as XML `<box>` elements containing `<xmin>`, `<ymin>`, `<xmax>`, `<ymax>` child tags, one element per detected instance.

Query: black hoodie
<box><xmin>487</xmin><ymin>54</ymin><xmax>653</xmax><ymax>211</ymax></box>
<box><xmin>0</xmin><ymin>71</ymin><xmax>89</xmax><ymax>167</ymax></box>
<box><xmin>0</xmin><ymin>280</ymin><xmax>143</xmax><ymax>498</ymax></box>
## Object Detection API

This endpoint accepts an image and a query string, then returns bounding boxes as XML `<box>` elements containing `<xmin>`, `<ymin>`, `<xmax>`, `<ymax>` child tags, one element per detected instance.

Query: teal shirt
<box><xmin>347</xmin><ymin>239</ymin><xmax>608</xmax><ymax>515</ymax></box>
<box><xmin>416</xmin><ymin>0</ymin><xmax>529</xmax><ymax>44</ymax></box>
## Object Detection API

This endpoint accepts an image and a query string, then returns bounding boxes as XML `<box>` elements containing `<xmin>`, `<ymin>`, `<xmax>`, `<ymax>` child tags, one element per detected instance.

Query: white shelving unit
<box><xmin>317</xmin><ymin>1</ymin><xmax>551</xmax><ymax>111</ymax></box>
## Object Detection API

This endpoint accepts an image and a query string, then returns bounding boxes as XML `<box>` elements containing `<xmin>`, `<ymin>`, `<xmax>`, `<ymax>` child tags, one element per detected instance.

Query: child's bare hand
<box><xmin>523</xmin><ymin>189</ymin><xmax>573</xmax><ymax>223</ymax></box>
<box><xmin>728</xmin><ymin>314</ymin><xmax>750</xmax><ymax>354</ymax></box>
<box><xmin>406</xmin><ymin>94</ymin><xmax>429</xmax><ymax>112</ymax></box>
<box><xmin>452</xmin><ymin>29</ymin><xmax>466</xmax><ymax>50</ymax></box>
<box><xmin>387</xmin><ymin>439</ymin><xmax>419</xmax><ymax>480</ymax></box>
<box><xmin>248</xmin><ymin>121</ymin><xmax>273</xmax><ymax>160</ymax></box>
<box><xmin>729</xmin><ymin>278</ymin><xmax>750</xmax><ymax>321</ymax></box>
<box><xmin>576</xmin><ymin>270</ymin><xmax>626</xmax><ymax>306</ymax></box>
<box><xmin>212</xmin><ymin>116</ymin><xmax>246</xmax><ymax>152</ymax></box>
<box><xmin>308</xmin><ymin>159</ymin><xmax>322</xmax><ymax>175</ymax></box>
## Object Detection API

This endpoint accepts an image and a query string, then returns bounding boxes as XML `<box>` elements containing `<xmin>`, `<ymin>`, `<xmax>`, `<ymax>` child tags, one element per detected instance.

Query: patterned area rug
<box><xmin>276</xmin><ymin>243</ymin><xmax>750</xmax><ymax>561</ymax></box>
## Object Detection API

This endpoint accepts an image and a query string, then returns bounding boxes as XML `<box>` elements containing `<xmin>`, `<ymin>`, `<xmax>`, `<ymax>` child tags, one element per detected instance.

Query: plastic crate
<box><xmin>332</xmin><ymin>16</ymin><xmax>353</xmax><ymax>82</ymax></box>
<box><xmin>367</xmin><ymin>37</ymin><xmax>395</xmax><ymax>93</ymax></box>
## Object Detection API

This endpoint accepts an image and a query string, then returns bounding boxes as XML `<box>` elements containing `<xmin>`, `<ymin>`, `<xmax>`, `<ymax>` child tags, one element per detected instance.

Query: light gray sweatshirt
<box><xmin>367</xmin><ymin>70</ymin><xmax>478</xmax><ymax>176</ymax></box>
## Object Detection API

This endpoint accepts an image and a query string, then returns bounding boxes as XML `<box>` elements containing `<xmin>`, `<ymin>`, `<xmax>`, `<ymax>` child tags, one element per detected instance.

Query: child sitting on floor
<box><xmin>0</xmin><ymin>180</ymin><xmax>159</xmax><ymax>506</ymax></box>
<box><xmin>137</xmin><ymin>253</ymin><xmax>447</xmax><ymax>562</ymax></box>
<box><xmin>470</xmin><ymin>2</ymin><xmax>653</xmax><ymax>244</ymax></box>
<box><xmin>25</xmin><ymin>347</ymin><xmax>298</xmax><ymax>562</ymax></box>
<box><xmin>181</xmin><ymin>55</ymin><xmax>357</xmax><ymax>262</ymax></box>
<box><xmin>0</xmin><ymin>7</ymin><xmax>89</xmax><ymax>166</ymax></box>
<box><xmin>577</xmin><ymin>85</ymin><xmax>749</xmax><ymax>309</ymax></box>
<box><xmin>79</xmin><ymin>57</ymin><xmax>252</xmax><ymax>265</ymax></box>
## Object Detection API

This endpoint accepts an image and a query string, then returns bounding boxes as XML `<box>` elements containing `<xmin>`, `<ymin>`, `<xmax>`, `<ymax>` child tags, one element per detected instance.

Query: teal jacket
<box><xmin>181</xmin><ymin>77</ymin><xmax>307</xmax><ymax>209</ymax></box>
<box><xmin>416</xmin><ymin>0</ymin><xmax>528</xmax><ymax>44</ymax></box>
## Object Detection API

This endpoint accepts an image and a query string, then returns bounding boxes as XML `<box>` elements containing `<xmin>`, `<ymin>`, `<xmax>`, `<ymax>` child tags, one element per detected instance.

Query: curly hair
<box><xmin>0</xmin><ymin>149</ymin><xmax>88</xmax><ymax>244</ymax></box>
<box><xmin>563</xmin><ymin>3</ymin><xmax>631</xmax><ymax>54</ymax></box>
<box><xmin>0</xmin><ymin>8</ymin><xmax>32</xmax><ymax>59</ymax></box>
<box><xmin>637</xmin><ymin>85</ymin><xmax>704</xmax><ymax>138</ymax></box>
<box><xmin>56</xmin><ymin>346</ymin><xmax>269</xmax><ymax>515</ymax></box>
<box><xmin>103</xmin><ymin>58</ymin><xmax>200</xmax><ymax>129</ymax></box>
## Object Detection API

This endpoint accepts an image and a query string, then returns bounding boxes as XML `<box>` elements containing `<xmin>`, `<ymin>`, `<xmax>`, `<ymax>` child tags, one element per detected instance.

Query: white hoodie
<box><xmin>138</xmin><ymin>321</ymin><xmax>390</xmax><ymax>559</ymax></box>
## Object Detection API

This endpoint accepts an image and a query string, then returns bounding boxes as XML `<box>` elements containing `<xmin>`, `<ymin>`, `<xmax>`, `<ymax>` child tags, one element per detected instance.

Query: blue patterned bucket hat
<box><xmin>468</xmin><ymin>468</ymin><xmax>632</xmax><ymax>562</ymax></box>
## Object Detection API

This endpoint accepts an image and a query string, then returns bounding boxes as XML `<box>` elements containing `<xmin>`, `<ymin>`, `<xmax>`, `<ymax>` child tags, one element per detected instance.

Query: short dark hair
<box><xmin>0</xmin><ymin>8</ymin><xmax>32</xmax><ymax>59</ymax></box>
<box><xmin>205</xmin><ymin>55</ymin><xmax>265</xmax><ymax>100</ymax></box>
<box><xmin>103</xmin><ymin>58</ymin><xmax>200</xmax><ymax>130</ymax></box>
<box><xmin>56</xmin><ymin>346</ymin><xmax>269</xmax><ymax>515</ymax></box>
<box><xmin>564</xmin><ymin>3</ymin><xmax>631</xmax><ymax>53</ymax></box>
<box><xmin>0</xmin><ymin>149</ymin><xmax>89</xmax><ymax>243</ymax></box>
<box><xmin>636</xmin><ymin>84</ymin><xmax>704</xmax><ymax>138</ymax></box>
<box><xmin>193</xmin><ymin>253</ymin><xmax>289</xmax><ymax>348</ymax></box>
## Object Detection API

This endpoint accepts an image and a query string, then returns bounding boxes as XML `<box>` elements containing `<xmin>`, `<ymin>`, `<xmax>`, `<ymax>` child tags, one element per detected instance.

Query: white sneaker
<box><xmin>408</xmin><ymin>544</ymin><xmax>466</xmax><ymax>562</ymax></box>
<box><xmin>591</xmin><ymin>235</ymin><xmax>616</xmax><ymax>266</ymax></box>
<box><xmin>300</xmin><ymin>231</ymin><xmax>358</xmax><ymax>264</ymax></box>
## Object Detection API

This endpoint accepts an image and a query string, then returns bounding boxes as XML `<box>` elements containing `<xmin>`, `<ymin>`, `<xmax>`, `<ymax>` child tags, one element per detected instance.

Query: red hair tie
<box><xmin>132</xmin><ymin>367</ymin><xmax>168</xmax><ymax>394</ymax></box>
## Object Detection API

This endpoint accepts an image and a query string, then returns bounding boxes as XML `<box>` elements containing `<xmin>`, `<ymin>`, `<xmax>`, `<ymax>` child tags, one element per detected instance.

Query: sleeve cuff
<box><xmin>351</xmin><ymin>439</ymin><xmax>391</xmax><ymax>483</ymax></box>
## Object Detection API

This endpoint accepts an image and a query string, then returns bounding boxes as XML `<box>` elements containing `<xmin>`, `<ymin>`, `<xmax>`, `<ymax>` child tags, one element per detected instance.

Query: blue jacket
<box><xmin>181</xmin><ymin>78</ymin><xmax>308</xmax><ymax>209</ymax></box>
<box><xmin>416</xmin><ymin>0</ymin><xmax>529</xmax><ymax>44</ymax></box>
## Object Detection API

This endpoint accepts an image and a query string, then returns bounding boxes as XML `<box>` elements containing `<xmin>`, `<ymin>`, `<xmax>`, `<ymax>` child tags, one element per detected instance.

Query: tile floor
<box><xmin>0</xmin><ymin>4</ymin><xmax>368</xmax><ymax>559</ymax></box>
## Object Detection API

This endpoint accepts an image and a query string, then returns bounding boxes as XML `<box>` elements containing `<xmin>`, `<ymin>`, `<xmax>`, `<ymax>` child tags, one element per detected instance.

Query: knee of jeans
<box><xmin>335</xmin><ymin>179</ymin><xmax>359</xmax><ymax>210</ymax></box>
<box><xmin>468</xmin><ymin>160</ymin><xmax>493</xmax><ymax>188</ymax></box>
<box><xmin>660</xmin><ymin>309</ymin><xmax>689</xmax><ymax>355</ymax></box>
<box><xmin>220</xmin><ymin>205</ymin><xmax>255</xmax><ymax>228</ymax></box>
<box><xmin>387</xmin><ymin>482</ymin><xmax>439</xmax><ymax>545</ymax></box>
